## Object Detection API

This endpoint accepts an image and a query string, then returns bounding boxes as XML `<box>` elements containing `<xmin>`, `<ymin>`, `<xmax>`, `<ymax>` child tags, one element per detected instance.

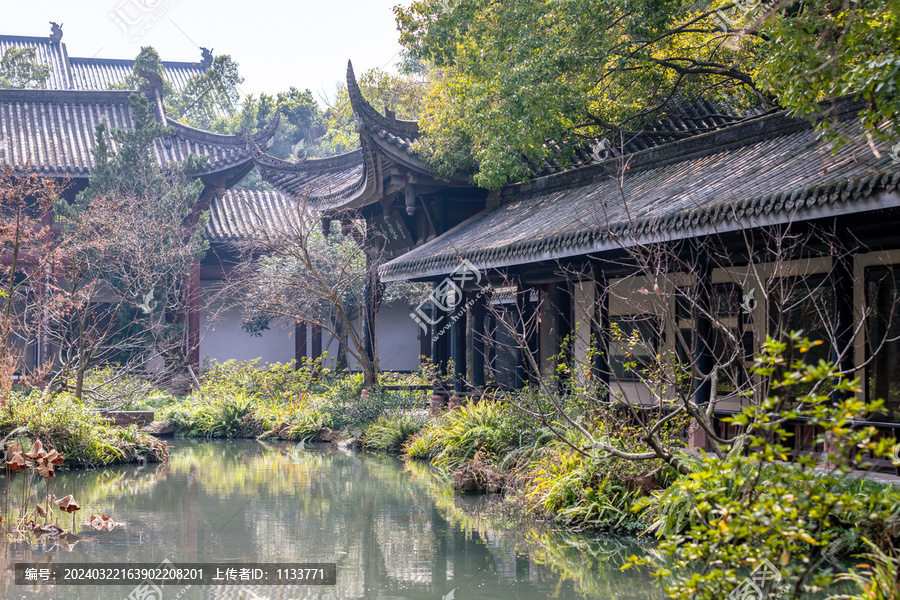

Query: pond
<box><xmin>2</xmin><ymin>440</ymin><xmax>661</xmax><ymax>599</ymax></box>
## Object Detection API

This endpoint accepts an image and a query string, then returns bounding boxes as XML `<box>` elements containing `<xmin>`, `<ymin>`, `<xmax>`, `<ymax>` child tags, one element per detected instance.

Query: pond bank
<box><xmin>2</xmin><ymin>392</ymin><xmax>169</xmax><ymax>469</ymax></box>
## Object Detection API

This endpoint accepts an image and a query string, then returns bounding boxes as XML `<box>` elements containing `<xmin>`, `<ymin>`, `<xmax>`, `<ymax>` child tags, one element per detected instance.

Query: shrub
<box><xmin>0</xmin><ymin>390</ymin><xmax>167</xmax><ymax>465</ymax></box>
<box><xmin>362</xmin><ymin>411</ymin><xmax>428</xmax><ymax>452</ymax></box>
<box><xmin>632</xmin><ymin>335</ymin><xmax>900</xmax><ymax>599</ymax></box>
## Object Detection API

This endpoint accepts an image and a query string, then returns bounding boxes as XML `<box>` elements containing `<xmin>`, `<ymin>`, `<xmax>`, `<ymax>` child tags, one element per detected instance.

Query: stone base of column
<box><xmin>430</xmin><ymin>395</ymin><xmax>445</xmax><ymax>416</ymax></box>
<box><xmin>448</xmin><ymin>396</ymin><xmax>464</xmax><ymax>411</ymax></box>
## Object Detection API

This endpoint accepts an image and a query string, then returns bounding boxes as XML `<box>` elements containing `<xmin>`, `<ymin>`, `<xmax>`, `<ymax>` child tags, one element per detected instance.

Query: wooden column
<box><xmin>431</xmin><ymin>289</ymin><xmax>450</xmax><ymax>394</ymax></box>
<box><xmin>187</xmin><ymin>259</ymin><xmax>200</xmax><ymax>372</ymax></box>
<box><xmin>295</xmin><ymin>321</ymin><xmax>307</xmax><ymax>367</ymax></box>
<box><xmin>591</xmin><ymin>266</ymin><xmax>610</xmax><ymax>388</ymax></box>
<box><xmin>186</xmin><ymin>183</ymin><xmax>220</xmax><ymax>375</ymax></box>
<box><xmin>419</xmin><ymin>320</ymin><xmax>431</xmax><ymax>365</ymax></box>
<box><xmin>693</xmin><ymin>251</ymin><xmax>714</xmax><ymax>406</ymax></box>
<box><xmin>553</xmin><ymin>281</ymin><xmax>573</xmax><ymax>384</ymax></box>
<box><xmin>450</xmin><ymin>301</ymin><xmax>467</xmax><ymax>394</ymax></box>
<box><xmin>311</xmin><ymin>323</ymin><xmax>322</xmax><ymax>359</ymax></box>
<box><xmin>830</xmin><ymin>228</ymin><xmax>856</xmax><ymax>401</ymax></box>
<box><xmin>515</xmin><ymin>285</ymin><xmax>538</xmax><ymax>387</ymax></box>
<box><xmin>471</xmin><ymin>291</ymin><xmax>487</xmax><ymax>389</ymax></box>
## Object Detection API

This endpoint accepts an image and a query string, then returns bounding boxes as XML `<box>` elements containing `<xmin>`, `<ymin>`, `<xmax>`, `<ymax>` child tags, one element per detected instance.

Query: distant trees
<box><xmin>395</xmin><ymin>0</ymin><xmax>900</xmax><ymax>188</ymax></box>
<box><xmin>0</xmin><ymin>47</ymin><xmax>51</xmax><ymax>88</ymax></box>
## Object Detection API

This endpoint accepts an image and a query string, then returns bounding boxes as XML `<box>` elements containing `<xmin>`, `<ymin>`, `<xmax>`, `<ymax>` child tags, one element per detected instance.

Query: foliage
<box><xmin>836</xmin><ymin>539</ymin><xmax>900</xmax><ymax>600</ymax></box>
<box><xmin>0</xmin><ymin>46</ymin><xmax>51</xmax><ymax>89</ymax></box>
<box><xmin>395</xmin><ymin>0</ymin><xmax>900</xmax><ymax>189</ymax></box>
<box><xmin>525</xmin><ymin>444</ymin><xmax>646</xmax><ymax>533</ymax></box>
<box><xmin>361</xmin><ymin>411</ymin><xmax>429</xmax><ymax>451</ymax></box>
<box><xmin>320</xmin><ymin>373</ymin><xmax>425</xmax><ymax>430</ymax></box>
<box><xmin>165</xmin><ymin>55</ymin><xmax>243</xmax><ymax>130</ymax></box>
<box><xmin>631</xmin><ymin>334</ymin><xmax>900</xmax><ymax>599</ymax></box>
<box><xmin>201</xmin><ymin>357</ymin><xmax>329</xmax><ymax>401</ymax></box>
<box><xmin>0</xmin><ymin>168</ymin><xmax>60</xmax><ymax>395</ymax></box>
<box><xmin>0</xmin><ymin>391</ymin><xmax>167</xmax><ymax>466</ymax></box>
<box><xmin>159</xmin><ymin>364</ymin><xmax>430</xmax><ymax>440</ymax></box>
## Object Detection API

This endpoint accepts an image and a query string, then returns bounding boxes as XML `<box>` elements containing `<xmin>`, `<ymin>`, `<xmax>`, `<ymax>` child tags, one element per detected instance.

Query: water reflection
<box><xmin>1</xmin><ymin>440</ymin><xmax>661</xmax><ymax>599</ymax></box>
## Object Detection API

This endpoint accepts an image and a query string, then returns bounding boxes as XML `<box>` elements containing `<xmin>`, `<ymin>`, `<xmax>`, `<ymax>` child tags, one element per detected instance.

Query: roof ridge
<box><xmin>494</xmin><ymin>97</ymin><xmax>865</xmax><ymax>204</ymax></box>
<box><xmin>247</xmin><ymin>135</ymin><xmax>365</xmax><ymax>173</ymax></box>
<box><xmin>346</xmin><ymin>60</ymin><xmax>419</xmax><ymax>140</ymax></box>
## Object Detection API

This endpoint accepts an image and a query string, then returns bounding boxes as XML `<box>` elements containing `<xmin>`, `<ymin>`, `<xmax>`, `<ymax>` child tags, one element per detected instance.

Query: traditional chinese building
<box><xmin>248</xmin><ymin>63</ymin><xmax>900</xmax><ymax>460</ymax></box>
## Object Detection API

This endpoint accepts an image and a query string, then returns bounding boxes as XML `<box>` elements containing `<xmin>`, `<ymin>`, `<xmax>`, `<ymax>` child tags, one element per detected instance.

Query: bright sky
<box><xmin>2</xmin><ymin>0</ymin><xmax>408</xmax><ymax>105</ymax></box>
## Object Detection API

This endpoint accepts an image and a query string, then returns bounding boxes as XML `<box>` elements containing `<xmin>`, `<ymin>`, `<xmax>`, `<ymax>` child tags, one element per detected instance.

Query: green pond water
<box><xmin>1</xmin><ymin>440</ymin><xmax>661</xmax><ymax>599</ymax></box>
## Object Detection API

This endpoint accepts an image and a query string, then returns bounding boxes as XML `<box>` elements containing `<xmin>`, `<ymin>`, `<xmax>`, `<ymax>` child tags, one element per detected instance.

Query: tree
<box><xmin>167</xmin><ymin>55</ymin><xmax>243</xmax><ymax>130</ymax></box>
<box><xmin>112</xmin><ymin>47</ymin><xmax>243</xmax><ymax>131</ymax></box>
<box><xmin>224</xmin><ymin>196</ymin><xmax>422</xmax><ymax>388</ymax></box>
<box><xmin>395</xmin><ymin>0</ymin><xmax>900</xmax><ymax>188</ymax></box>
<box><xmin>109</xmin><ymin>46</ymin><xmax>175</xmax><ymax>97</ymax></box>
<box><xmin>50</xmin><ymin>93</ymin><xmax>207</xmax><ymax>399</ymax></box>
<box><xmin>0</xmin><ymin>47</ymin><xmax>51</xmax><ymax>89</ymax></box>
<box><xmin>226</xmin><ymin>88</ymin><xmax>325</xmax><ymax>158</ymax></box>
<box><xmin>0</xmin><ymin>167</ymin><xmax>60</xmax><ymax>397</ymax></box>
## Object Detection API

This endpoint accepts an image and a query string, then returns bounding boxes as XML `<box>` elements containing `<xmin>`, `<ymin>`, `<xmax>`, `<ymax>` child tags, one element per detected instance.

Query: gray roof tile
<box><xmin>380</xmin><ymin>107</ymin><xmax>900</xmax><ymax>281</ymax></box>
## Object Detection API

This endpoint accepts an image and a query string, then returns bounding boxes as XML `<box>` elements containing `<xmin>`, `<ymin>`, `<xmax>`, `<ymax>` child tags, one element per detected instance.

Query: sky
<box><xmin>2</xmin><ymin>0</ymin><xmax>408</xmax><ymax>105</ymax></box>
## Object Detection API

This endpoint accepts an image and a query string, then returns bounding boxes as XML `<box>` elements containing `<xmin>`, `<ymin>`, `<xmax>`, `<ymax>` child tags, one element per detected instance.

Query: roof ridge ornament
<box><xmin>49</xmin><ymin>22</ymin><xmax>63</xmax><ymax>43</ymax></box>
<box><xmin>200</xmin><ymin>47</ymin><xmax>213</xmax><ymax>69</ymax></box>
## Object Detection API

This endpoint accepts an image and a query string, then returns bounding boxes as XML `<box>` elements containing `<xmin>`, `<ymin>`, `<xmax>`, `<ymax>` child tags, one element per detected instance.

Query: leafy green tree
<box><xmin>395</xmin><ymin>0</ymin><xmax>900</xmax><ymax>189</ymax></box>
<box><xmin>0</xmin><ymin>47</ymin><xmax>51</xmax><ymax>88</ymax></box>
<box><xmin>112</xmin><ymin>47</ymin><xmax>241</xmax><ymax>131</ymax></box>
<box><xmin>109</xmin><ymin>46</ymin><xmax>174</xmax><ymax>97</ymax></box>
<box><xmin>226</xmin><ymin>87</ymin><xmax>325</xmax><ymax>159</ymax></box>
<box><xmin>166</xmin><ymin>55</ymin><xmax>243</xmax><ymax>130</ymax></box>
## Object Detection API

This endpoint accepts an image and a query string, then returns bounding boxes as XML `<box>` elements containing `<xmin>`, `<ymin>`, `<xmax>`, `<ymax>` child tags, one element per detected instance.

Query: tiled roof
<box><xmin>205</xmin><ymin>189</ymin><xmax>300</xmax><ymax>242</ymax></box>
<box><xmin>249</xmin><ymin>139</ymin><xmax>366</xmax><ymax>208</ymax></box>
<box><xmin>69</xmin><ymin>58</ymin><xmax>206</xmax><ymax>91</ymax></box>
<box><xmin>379</xmin><ymin>102</ymin><xmax>900</xmax><ymax>281</ymax></box>
<box><xmin>0</xmin><ymin>35</ymin><xmax>72</xmax><ymax>89</ymax></box>
<box><xmin>346</xmin><ymin>61</ymin><xmax>427</xmax><ymax>172</ymax></box>
<box><xmin>0</xmin><ymin>33</ymin><xmax>208</xmax><ymax>92</ymax></box>
<box><xmin>530</xmin><ymin>100</ymin><xmax>770</xmax><ymax>176</ymax></box>
<box><xmin>0</xmin><ymin>88</ymin><xmax>272</xmax><ymax>177</ymax></box>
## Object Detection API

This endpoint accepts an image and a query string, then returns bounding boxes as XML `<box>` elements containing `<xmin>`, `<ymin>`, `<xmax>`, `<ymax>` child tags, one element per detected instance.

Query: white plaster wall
<box><xmin>376</xmin><ymin>301</ymin><xmax>423</xmax><ymax>372</ymax></box>
<box><xmin>331</xmin><ymin>301</ymin><xmax>422</xmax><ymax>373</ymax></box>
<box><xmin>199</xmin><ymin>281</ymin><xmax>296</xmax><ymax>367</ymax></box>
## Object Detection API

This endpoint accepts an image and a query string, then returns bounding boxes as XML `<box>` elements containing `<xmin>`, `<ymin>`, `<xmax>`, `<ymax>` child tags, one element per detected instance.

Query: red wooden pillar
<box><xmin>187</xmin><ymin>259</ymin><xmax>200</xmax><ymax>372</ymax></box>
<box><xmin>186</xmin><ymin>181</ymin><xmax>222</xmax><ymax>375</ymax></box>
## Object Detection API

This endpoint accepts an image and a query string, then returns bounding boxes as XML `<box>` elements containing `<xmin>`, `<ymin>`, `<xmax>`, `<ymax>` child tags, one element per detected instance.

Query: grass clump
<box><xmin>402</xmin><ymin>394</ymin><xmax>676</xmax><ymax>532</ymax></box>
<box><xmin>361</xmin><ymin>411</ymin><xmax>428</xmax><ymax>451</ymax></box>
<box><xmin>157</xmin><ymin>360</ymin><xmax>432</xmax><ymax>441</ymax></box>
